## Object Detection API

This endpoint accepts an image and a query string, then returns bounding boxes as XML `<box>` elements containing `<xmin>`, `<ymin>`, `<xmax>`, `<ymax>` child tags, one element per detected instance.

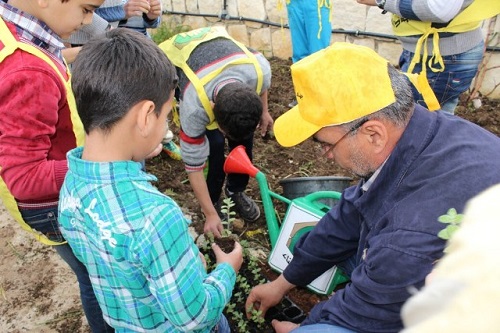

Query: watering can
<box><xmin>224</xmin><ymin>146</ymin><xmax>349</xmax><ymax>295</ymax></box>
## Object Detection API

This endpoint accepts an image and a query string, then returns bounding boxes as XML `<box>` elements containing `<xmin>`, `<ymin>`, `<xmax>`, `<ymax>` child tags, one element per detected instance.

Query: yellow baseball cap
<box><xmin>274</xmin><ymin>42</ymin><xmax>396</xmax><ymax>147</ymax></box>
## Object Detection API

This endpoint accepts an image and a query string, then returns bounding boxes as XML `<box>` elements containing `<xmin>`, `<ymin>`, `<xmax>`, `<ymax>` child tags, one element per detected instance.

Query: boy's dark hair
<box><xmin>213</xmin><ymin>82</ymin><xmax>262</xmax><ymax>141</ymax></box>
<box><xmin>72</xmin><ymin>28</ymin><xmax>177</xmax><ymax>134</ymax></box>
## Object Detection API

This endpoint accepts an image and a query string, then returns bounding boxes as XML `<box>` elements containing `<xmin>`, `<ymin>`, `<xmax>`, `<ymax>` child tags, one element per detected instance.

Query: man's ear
<box><xmin>135</xmin><ymin>101</ymin><xmax>156</xmax><ymax>137</ymax></box>
<box><xmin>359</xmin><ymin>119</ymin><xmax>388</xmax><ymax>153</ymax></box>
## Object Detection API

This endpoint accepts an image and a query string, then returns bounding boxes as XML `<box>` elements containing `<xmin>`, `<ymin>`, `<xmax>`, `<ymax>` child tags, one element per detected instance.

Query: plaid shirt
<box><xmin>0</xmin><ymin>0</ymin><xmax>65</xmax><ymax>61</ymax></box>
<box><xmin>59</xmin><ymin>148</ymin><xmax>235</xmax><ymax>332</ymax></box>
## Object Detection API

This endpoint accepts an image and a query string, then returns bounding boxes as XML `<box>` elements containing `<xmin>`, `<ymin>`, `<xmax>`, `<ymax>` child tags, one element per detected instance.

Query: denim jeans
<box><xmin>212</xmin><ymin>314</ymin><xmax>230</xmax><ymax>333</ymax></box>
<box><xmin>205</xmin><ymin>129</ymin><xmax>253</xmax><ymax>204</ymax></box>
<box><xmin>399</xmin><ymin>41</ymin><xmax>484</xmax><ymax>114</ymax></box>
<box><xmin>291</xmin><ymin>323</ymin><xmax>357</xmax><ymax>333</ymax></box>
<box><xmin>20</xmin><ymin>207</ymin><xmax>114</xmax><ymax>333</ymax></box>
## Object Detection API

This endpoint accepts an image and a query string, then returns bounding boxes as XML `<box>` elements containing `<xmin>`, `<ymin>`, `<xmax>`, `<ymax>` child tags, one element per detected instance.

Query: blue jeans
<box><xmin>20</xmin><ymin>207</ymin><xmax>114</xmax><ymax>333</ymax></box>
<box><xmin>399</xmin><ymin>41</ymin><xmax>484</xmax><ymax>114</ymax></box>
<box><xmin>292</xmin><ymin>324</ymin><xmax>357</xmax><ymax>333</ymax></box>
<box><xmin>205</xmin><ymin>129</ymin><xmax>253</xmax><ymax>204</ymax></box>
<box><xmin>287</xmin><ymin>0</ymin><xmax>332</xmax><ymax>63</ymax></box>
<box><xmin>290</xmin><ymin>256</ymin><xmax>358</xmax><ymax>332</ymax></box>
<box><xmin>212</xmin><ymin>314</ymin><xmax>230</xmax><ymax>333</ymax></box>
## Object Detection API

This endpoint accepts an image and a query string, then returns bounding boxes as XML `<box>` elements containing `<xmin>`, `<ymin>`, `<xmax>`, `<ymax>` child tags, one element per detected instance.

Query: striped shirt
<box><xmin>0</xmin><ymin>0</ymin><xmax>64</xmax><ymax>61</ymax></box>
<box><xmin>59</xmin><ymin>147</ymin><xmax>235</xmax><ymax>332</ymax></box>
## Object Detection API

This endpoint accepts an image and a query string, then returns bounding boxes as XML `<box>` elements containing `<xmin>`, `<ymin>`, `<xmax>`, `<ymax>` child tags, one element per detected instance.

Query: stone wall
<box><xmin>159</xmin><ymin>0</ymin><xmax>500</xmax><ymax>99</ymax></box>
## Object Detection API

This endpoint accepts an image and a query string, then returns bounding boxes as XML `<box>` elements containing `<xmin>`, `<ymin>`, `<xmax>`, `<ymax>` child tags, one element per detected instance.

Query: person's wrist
<box><xmin>375</xmin><ymin>0</ymin><xmax>387</xmax><ymax>13</ymax></box>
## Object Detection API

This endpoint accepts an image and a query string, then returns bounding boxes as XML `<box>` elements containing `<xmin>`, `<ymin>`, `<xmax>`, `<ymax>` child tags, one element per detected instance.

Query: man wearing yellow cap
<box><xmin>245</xmin><ymin>43</ymin><xmax>500</xmax><ymax>332</ymax></box>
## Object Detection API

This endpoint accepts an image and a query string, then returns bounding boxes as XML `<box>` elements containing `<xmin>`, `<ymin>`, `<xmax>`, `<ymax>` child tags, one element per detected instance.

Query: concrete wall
<box><xmin>158</xmin><ymin>0</ymin><xmax>500</xmax><ymax>99</ymax></box>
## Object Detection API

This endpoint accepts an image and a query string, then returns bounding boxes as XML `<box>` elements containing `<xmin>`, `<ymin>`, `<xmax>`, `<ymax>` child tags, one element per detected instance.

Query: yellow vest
<box><xmin>0</xmin><ymin>17</ymin><xmax>84</xmax><ymax>245</ymax></box>
<box><xmin>159</xmin><ymin>26</ymin><xmax>263</xmax><ymax>130</ymax></box>
<box><xmin>392</xmin><ymin>0</ymin><xmax>500</xmax><ymax>110</ymax></box>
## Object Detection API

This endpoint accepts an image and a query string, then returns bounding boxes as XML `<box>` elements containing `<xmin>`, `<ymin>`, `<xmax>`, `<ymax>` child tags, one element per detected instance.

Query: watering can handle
<box><xmin>303</xmin><ymin>191</ymin><xmax>342</xmax><ymax>202</ymax></box>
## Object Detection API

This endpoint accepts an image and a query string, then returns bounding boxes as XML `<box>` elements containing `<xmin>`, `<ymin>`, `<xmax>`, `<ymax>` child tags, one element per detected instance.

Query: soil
<box><xmin>0</xmin><ymin>57</ymin><xmax>498</xmax><ymax>333</ymax></box>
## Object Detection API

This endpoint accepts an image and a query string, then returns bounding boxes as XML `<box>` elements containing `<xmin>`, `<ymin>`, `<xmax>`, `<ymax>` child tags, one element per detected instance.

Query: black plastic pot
<box><xmin>265</xmin><ymin>296</ymin><xmax>306</xmax><ymax>324</ymax></box>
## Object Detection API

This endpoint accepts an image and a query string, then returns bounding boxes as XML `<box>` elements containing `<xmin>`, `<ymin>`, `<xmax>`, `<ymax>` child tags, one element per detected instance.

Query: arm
<box><xmin>188</xmin><ymin>170</ymin><xmax>224</xmax><ymax>238</ymax></box>
<box><xmin>142</xmin><ymin>203</ymin><xmax>238</xmax><ymax>330</ymax></box>
<box><xmin>245</xmin><ymin>274</ymin><xmax>296</xmax><ymax>319</ymax></box>
<box><xmin>283</xmin><ymin>196</ymin><xmax>361</xmax><ymax>287</ymax></box>
<box><xmin>0</xmin><ymin>66</ymin><xmax>70</xmax><ymax>200</ymax></box>
<box><xmin>356</xmin><ymin>0</ymin><xmax>465</xmax><ymax>23</ymax></box>
<box><xmin>258</xmin><ymin>90</ymin><xmax>273</xmax><ymax>137</ymax></box>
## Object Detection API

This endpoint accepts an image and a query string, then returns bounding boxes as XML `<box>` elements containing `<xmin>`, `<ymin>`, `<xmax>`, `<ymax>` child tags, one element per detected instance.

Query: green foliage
<box><xmin>220</xmin><ymin>197</ymin><xmax>236</xmax><ymax>237</ymax></box>
<box><xmin>150</xmin><ymin>20</ymin><xmax>191</xmax><ymax>45</ymax></box>
<box><xmin>437</xmin><ymin>208</ymin><xmax>464</xmax><ymax>240</ymax></box>
<box><xmin>198</xmin><ymin>233</ymin><xmax>268</xmax><ymax>330</ymax></box>
<box><xmin>437</xmin><ymin>208</ymin><xmax>465</xmax><ymax>253</ymax></box>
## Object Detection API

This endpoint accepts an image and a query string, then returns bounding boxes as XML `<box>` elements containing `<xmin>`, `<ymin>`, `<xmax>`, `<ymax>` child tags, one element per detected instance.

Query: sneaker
<box><xmin>225</xmin><ymin>189</ymin><xmax>260</xmax><ymax>222</ymax></box>
<box><xmin>288</xmin><ymin>100</ymin><xmax>298</xmax><ymax>108</ymax></box>
<box><xmin>162</xmin><ymin>130</ymin><xmax>182</xmax><ymax>160</ymax></box>
<box><xmin>162</xmin><ymin>141</ymin><xmax>182</xmax><ymax>160</ymax></box>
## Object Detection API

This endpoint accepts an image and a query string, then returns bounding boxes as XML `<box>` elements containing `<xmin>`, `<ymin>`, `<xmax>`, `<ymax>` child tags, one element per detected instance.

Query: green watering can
<box><xmin>223</xmin><ymin>146</ymin><xmax>348</xmax><ymax>295</ymax></box>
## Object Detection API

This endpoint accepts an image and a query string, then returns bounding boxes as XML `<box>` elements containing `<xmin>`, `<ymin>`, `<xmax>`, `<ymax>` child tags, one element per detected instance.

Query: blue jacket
<box><xmin>283</xmin><ymin>105</ymin><xmax>500</xmax><ymax>332</ymax></box>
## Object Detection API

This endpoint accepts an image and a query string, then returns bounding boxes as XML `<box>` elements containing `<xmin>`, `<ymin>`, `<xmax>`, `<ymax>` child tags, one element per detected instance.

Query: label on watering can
<box><xmin>268</xmin><ymin>202</ymin><xmax>341</xmax><ymax>295</ymax></box>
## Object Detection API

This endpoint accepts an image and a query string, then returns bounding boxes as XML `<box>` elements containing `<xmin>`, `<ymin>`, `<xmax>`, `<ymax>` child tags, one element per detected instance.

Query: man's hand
<box><xmin>245</xmin><ymin>275</ymin><xmax>294</xmax><ymax>319</ymax></box>
<box><xmin>272</xmin><ymin>320</ymin><xmax>300</xmax><ymax>333</ymax></box>
<box><xmin>146</xmin><ymin>0</ymin><xmax>162</xmax><ymax>20</ymax></box>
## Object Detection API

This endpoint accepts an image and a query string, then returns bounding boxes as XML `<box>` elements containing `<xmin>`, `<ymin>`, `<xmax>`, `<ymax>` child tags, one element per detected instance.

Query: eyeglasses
<box><xmin>313</xmin><ymin>118</ymin><xmax>368</xmax><ymax>156</ymax></box>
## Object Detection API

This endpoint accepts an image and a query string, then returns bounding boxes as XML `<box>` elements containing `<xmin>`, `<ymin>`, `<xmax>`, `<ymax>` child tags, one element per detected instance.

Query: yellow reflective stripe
<box><xmin>160</xmin><ymin>26</ymin><xmax>264</xmax><ymax>130</ymax></box>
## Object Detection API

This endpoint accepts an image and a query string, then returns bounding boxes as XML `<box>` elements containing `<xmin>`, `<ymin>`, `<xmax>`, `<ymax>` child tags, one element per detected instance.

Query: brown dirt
<box><xmin>0</xmin><ymin>57</ymin><xmax>498</xmax><ymax>332</ymax></box>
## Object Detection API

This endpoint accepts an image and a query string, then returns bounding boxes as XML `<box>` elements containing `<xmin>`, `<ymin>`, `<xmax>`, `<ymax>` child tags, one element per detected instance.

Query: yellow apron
<box><xmin>392</xmin><ymin>0</ymin><xmax>500</xmax><ymax>110</ymax></box>
<box><xmin>159</xmin><ymin>26</ymin><xmax>264</xmax><ymax>130</ymax></box>
<box><xmin>0</xmin><ymin>17</ymin><xmax>84</xmax><ymax>245</ymax></box>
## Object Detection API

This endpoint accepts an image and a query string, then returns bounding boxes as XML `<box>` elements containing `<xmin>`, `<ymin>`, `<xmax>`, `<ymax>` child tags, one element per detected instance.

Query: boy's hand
<box><xmin>124</xmin><ymin>0</ymin><xmax>151</xmax><ymax>18</ymax></box>
<box><xmin>212</xmin><ymin>241</ymin><xmax>243</xmax><ymax>273</ymax></box>
<box><xmin>258</xmin><ymin>111</ymin><xmax>274</xmax><ymax>137</ymax></box>
<box><xmin>204</xmin><ymin>214</ymin><xmax>223</xmax><ymax>238</ymax></box>
<box><xmin>147</xmin><ymin>0</ymin><xmax>162</xmax><ymax>20</ymax></box>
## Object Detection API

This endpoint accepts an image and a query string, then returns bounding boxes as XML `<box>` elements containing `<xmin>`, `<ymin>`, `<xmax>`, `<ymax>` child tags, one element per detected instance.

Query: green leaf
<box><xmin>437</xmin><ymin>225</ymin><xmax>460</xmax><ymax>240</ymax></box>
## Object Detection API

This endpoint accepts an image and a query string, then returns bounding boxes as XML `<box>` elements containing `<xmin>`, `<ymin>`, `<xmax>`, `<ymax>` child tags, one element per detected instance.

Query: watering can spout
<box><xmin>223</xmin><ymin>145</ymin><xmax>260</xmax><ymax>177</ymax></box>
<box><xmin>224</xmin><ymin>145</ymin><xmax>281</xmax><ymax>248</ymax></box>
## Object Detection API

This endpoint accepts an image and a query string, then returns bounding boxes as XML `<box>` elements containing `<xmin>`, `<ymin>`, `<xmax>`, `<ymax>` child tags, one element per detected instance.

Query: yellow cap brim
<box><xmin>274</xmin><ymin>104</ymin><xmax>322</xmax><ymax>147</ymax></box>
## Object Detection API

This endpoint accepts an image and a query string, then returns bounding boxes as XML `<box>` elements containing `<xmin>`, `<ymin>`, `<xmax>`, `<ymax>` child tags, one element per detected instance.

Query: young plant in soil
<box><xmin>200</xmin><ymin>198</ymin><xmax>306</xmax><ymax>332</ymax></box>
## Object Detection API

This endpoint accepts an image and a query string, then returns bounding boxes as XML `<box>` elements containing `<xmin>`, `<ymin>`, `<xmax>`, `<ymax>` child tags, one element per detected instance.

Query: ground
<box><xmin>0</xmin><ymin>57</ymin><xmax>498</xmax><ymax>332</ymax></box>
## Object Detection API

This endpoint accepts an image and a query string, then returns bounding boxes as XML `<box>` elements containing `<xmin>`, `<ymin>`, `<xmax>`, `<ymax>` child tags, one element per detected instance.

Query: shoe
<box><xmin>162</xmin><ymin>141</ymin><xmax>182</xmax><ymax>160</ymax></box>
<box><xmin>162</xmin><ymin>130</ymin><xmax>182</xmax><ymax>160</ymax></box>
<box><xmin>288</xmin><ymin>100</ymin><xmax>298</xmax><ymax>108</ymax></box>
<box><xmin>225</xmin><ymin>188</ymin><xmax>260</xmax><ymax>222</ymax></box>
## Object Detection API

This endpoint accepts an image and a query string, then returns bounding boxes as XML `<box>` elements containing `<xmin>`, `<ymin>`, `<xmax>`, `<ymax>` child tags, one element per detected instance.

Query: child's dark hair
<box><xmin>71</xmin><ymin>28</ymin><xmax>177</xmax><ymax>134</ymax></box>
<box><xmin>213</xmin><ymin>82</ymin><xmax>262</xmax><ymax>141</ymax></box>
